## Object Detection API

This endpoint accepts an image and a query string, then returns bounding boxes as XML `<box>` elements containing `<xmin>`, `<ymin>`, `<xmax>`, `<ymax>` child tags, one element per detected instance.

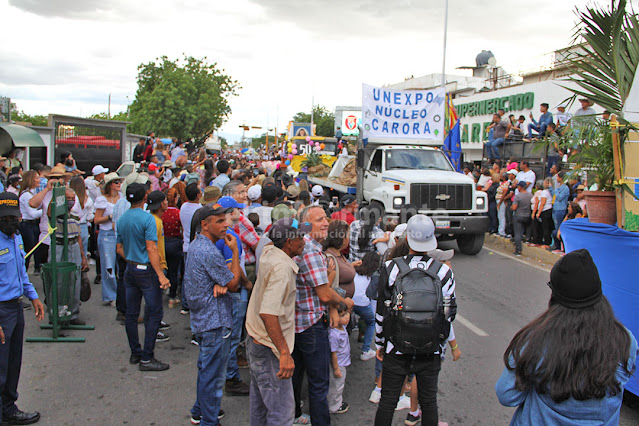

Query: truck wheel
<box><xmin>456</xmin><ymin>233</ymin><xmax>485</xmax><ymax>255</ymax></box>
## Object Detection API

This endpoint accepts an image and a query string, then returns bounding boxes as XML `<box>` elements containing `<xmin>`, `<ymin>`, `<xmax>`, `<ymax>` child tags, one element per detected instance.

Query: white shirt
<box><xmin>95</xmin><ymin>194</ymin><xmax>124</xmax><ymax>231</ymax></box>
<box><xmin>353</xmin><ymin>274</ymin><xmax>371</xmax><ymax>307</ymax></box>
<box><xmin>77</xmin><ymin>196</ymin><xmax>95</xmax><ymax>224</ymax></box>
<box><xmin>515</xmin><ymin>170</ymin><xmax>535</xmax><ymax>194</ymax></box>
<box><xmin>477</xmin><ymin>174</ymin><xmax>490</xmax><ymax>188</ymax></box>
<box><xmin>85</xmin><ymin>177</ymin><xmax>102</xmax><ymax>202</ymax></box>
<box><xmin>253</xmin><ymin>206</ymin><xmax>273</xmax><ymax>230</ymax></box>
<box><xmin>539</xmin><ymin>189</ymin><xmax>553</xmax><ymax>212</ymax></box>
<box><xmin>19</xmin><ymin>190</ymin><xmax>42</xmax><ymax>221</ymax></box>
<box><xmin>556</xmin><ymin>111</ymin><xmax>572</xmax><ymax>127</ymax></box>
<box><xmin>180</xmin><ymin>202</ymin><xmax>202</xmax><ymax>252</ymax></box>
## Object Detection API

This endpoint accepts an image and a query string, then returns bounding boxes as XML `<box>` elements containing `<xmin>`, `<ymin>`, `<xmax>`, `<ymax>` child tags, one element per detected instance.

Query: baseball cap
<box><xmin>197</xmin><ymin>204</ymin><xmax>233</xmax><ymax>222</ymax></box>
<box><xmin>517</xmin><ymin>180</ymin><xmax>528</xmax><ymax>187</ymax></box>
<box><xmin>92</xmin><ymin>165</ymin><xmax>109</xmax><ymax>175</ymax></box>
<box><xmin>427</xmin><ymin>249</ymin><xmax>454</xmax><ymax>262</ymax></box>
<box><xmin>507</xmin><ymin>162</ymin><xmax>518</xmax><ymax>171</ymax></box>
<box><xmin>406</xmin><ymin>214</ymin><xmax>437</xmax><ymax>252</ymax></box>
<box><xmin>269</xmin><ymin>218</ymin><xmax>312</xmax><ymax>245</ymax></box>
<box><xmin>340</xmin><ymin>194</ymin><xmax>357</xmax><ymax>207</ymax></box>
<box><xmin>126</xmin><ymin>183</ymin><xmax>146</xmax><ymax>204</ymax></box>
<box><xmin>147</xmin><ymin>190</ymin><xmax>166</xmax><ymax>211</ymax></box>
<box><xmin>148</xmin><ymin>163</ymin><xmax>159</xmax><ymax>172</ymax></box>
<box><xmin>247</xmin><ymin>185</ymin><xmax>262</xmax><ymax>201</ymax></box>
<box><xmin>391</xmin><ymin>223</ymin><xmax>408</xmax><ymax>241</ymax></box>
<box><xmin>312</xmin><ymin>185</ymin><xmax>324</xmax><ymax>198</ymax></box>
<box><xmin>271</xmin><ymin>203</ymin><xmax>296</xmax><ymax>221</ymax></box>
<box><xmin>217</xmin><ymin>196</ymin><xmax>245</xmax><ymax>210</ymax></box>
<box><xmin>506</xmin><ymin>169</ymin><xmax>517</xmax><ymax>175</ymax></box>
<box><xmin>0</xmin><ymin>193</ymin><xmax>21</xmax><ymax>218</ymax></box>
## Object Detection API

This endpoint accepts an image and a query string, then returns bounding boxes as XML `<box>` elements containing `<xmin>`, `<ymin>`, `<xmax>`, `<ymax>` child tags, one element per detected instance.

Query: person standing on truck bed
<box><xmin>133</xmin><ymin>137</ymin><xmax>146</xmax><ymax>163</ymax></box>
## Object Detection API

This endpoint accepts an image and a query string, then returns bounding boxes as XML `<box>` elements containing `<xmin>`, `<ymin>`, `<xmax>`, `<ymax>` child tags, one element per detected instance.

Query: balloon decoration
<box><xmin>285</xmin><ymin>160</ymin><xmax>291</xmax><ymax>165</ymax></box>
<box><xmin>320</xmin><ymin>143</ymin><xmax>325</xmax><ymax>150</ymax></box>
<box><xmin>305</xmin><ymin>136</ymin><xmax>312</xmax><ymax>142</ymax></box>
<box><xmin>288</xmin><ymin>154</ymin><xmax>294</xmax><ymax>160</ymax></box>
<box><xmin>292</xmin><ymin>149</ymin><xmax>298</xmax><ymax>154</ymax></box>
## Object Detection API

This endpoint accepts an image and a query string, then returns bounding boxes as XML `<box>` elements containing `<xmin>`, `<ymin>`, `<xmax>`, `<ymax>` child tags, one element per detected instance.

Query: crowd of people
<box><xmin>0</xmin><ymin>132</ymin><xmax>635</xmax><ymax>426</ymax></box>
<box><xmin>464</xmin><ymin>159</ymin><xmax>588</xmax><ymax>257</ymax></box>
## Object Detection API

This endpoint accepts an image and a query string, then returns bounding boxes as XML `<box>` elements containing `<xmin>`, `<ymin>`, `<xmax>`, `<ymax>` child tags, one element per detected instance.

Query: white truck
<box><xmin>308</xmin><ymin>138</ymin><xmax>489</xmax><ymax>255</ymax></box>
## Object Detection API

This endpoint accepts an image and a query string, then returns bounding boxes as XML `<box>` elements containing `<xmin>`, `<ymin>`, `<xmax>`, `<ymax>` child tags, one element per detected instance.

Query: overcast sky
<box><xmin>0</xmin><ymin>0</ymin><xmax>628</xmax><ymax>142</ymax></box>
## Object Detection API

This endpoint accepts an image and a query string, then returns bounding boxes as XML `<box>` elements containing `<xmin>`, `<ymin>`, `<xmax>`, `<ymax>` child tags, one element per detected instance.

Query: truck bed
<box><xmin>307</xmin><ymin>176</ymin><xmax>357</xmax><ymax>195</ymax></box>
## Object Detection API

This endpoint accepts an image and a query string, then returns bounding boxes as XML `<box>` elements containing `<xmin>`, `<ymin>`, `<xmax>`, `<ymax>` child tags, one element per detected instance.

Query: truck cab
<box><xmin>358</xmin><ymin>143</ymin><xmax>489</xmax><ymax>254</ymax></box>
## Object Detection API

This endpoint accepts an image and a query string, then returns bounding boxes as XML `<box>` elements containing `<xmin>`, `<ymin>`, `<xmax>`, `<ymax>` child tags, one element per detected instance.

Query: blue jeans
<box><xmin>485</xmin><ymin>137</ymin><xmax>505</xmax><ymax>160</ymax></box>
<box><xmin>124</xmin><ymin>264</ymin><xmax>163</xmax><ymax>361</ymax></box>
<box><xmin>164</xmin><ymin>237</ymin><xmax>182</xmax><ymax>299</ymax></box>
<box><xmin>528</xmin><ymin>123</ymin><xmax>548</xmax><ymax>139</ymax></box>
<box><xmin>226</xmin><ymin>292</ymin><xmax>248</xmax><ymax>380</ymax></box>
<box><xmin>547</xmin><ymin>155</ymin><xmax>559</xmax><ymax>175</ymax></box>
<box><xmin>248</xmin><ymin>337</ymin><xmax>295</xmax><ymax>426</ymax></box>
<box><xmin>98</xmin><ymin>229</ymin><xmax>117</xmax><ymax>302</ymax></box>
<box><xmin>353</xmin><ymin>304</ymin><xmax>375</xmax><ymax>354</ymax></box>
<box><xmin>182</xmin><ymin>251</ymin><xmax>190</xmax><ymax>310</ymax></box>
<box><xmin>80</xmin><ymin>223</ymin><xmax>89</xmax><ymax>261</ymax></box>
<box><xmin>552</xmin><ymin>209</ymin><xmax>567</xmax><ymax>248</ymax></box>
<box><xmin>292</xmin><ymin>318</ymin><xmax>331</xmax><ymax>425</ymax></box>
<box><xmin>191</xmin><ymin>327</ymin><xmax>232</xmax><ymax>426</ymax></box>
<box><xmin>0</xmin><ymin>302</ymin><xmax>24</xmax><ymax>421</ymax></box>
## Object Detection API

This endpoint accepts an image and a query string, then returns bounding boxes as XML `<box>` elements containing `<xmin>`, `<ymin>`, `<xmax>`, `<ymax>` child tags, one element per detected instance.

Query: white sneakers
<box><xmin>369</xmin><ymin>388</ymin><xmax>381</xmax><ymax>403</ymax></box>
<box><xmin>395</xmin><ymin>395</ymin><xmax>411</xmax><ymax>411</ymax></box>
<box><xmin>360</xmin><ymin>349</ymin><xmax>376</xmax><ymax>361</ymax></box>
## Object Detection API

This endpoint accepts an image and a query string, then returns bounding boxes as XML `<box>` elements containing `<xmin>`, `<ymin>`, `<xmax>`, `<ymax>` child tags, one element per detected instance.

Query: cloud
<box><xmin>9</xmin><ymin>0</ymin><xmax>117</xmax><ymax>19</ymax></box>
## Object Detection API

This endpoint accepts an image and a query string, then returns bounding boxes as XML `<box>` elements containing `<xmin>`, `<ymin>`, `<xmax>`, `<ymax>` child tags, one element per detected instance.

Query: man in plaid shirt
<box><xmin>292</xmin><ymin>205</ymin><xmax>354</xmax><ymax>425</ymax></box>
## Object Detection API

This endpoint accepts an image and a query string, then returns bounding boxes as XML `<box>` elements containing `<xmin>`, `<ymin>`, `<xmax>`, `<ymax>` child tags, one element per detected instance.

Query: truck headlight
<box><xmin>476</xmin><ymin>197</ymin><xmax>485</xmax><ymax>209</ymax></box>
<box><xmin>393</xmin><ymin>197</ymin><xmax>405</xmax><ymax>208</ymax></box>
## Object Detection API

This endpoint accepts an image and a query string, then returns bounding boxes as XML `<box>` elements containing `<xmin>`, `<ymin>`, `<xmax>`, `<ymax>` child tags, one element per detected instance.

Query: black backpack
<box><xmin>385</xmin><ymin>256</ymin><xmax>449</xmax><ymax>355</ymax></box>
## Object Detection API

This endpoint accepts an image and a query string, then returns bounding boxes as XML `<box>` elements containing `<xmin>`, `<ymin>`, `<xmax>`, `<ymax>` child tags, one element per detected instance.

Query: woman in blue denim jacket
<box><xmin>496</xmin><ymin>249</ymin><xmax>637</xmax><ymax>425</ymax></box>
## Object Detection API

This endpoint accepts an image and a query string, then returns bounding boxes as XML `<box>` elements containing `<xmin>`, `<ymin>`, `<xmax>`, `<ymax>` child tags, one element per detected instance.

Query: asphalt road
<box><xmin>16</xmin><ymin>243</ymin><xmax>639</xmax><ymax>425</ymax></box>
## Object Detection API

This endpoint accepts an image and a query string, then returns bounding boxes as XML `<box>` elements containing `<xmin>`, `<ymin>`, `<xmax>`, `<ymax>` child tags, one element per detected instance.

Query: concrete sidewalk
<box><xmin>483</xmin><ymin>233</ymin><xmax>562</xmax><ymax>270</ymax></box>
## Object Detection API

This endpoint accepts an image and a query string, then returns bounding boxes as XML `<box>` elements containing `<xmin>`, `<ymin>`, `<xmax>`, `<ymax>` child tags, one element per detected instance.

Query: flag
<box><xmin>442</xmin><ymin>94</ymin><xmax>463</xmax><ymax>172</ymax></box>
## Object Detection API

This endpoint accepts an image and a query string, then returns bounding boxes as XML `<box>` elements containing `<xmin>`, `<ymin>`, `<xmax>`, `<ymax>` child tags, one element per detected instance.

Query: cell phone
<box><xmin>332</xmin><ymin>196</ymin><xmax>338</xmax><ymax>205</ymax></box>
<box><xmin>253</xmin><ymin>169</ymin><xmax>259</xmax><ymax>177</ymax></box>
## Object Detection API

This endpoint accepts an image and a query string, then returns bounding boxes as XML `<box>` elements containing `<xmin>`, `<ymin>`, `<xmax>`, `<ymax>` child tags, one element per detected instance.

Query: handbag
<box><xmin>80</xmin><ymin>270</ymin><xmax>91</xmax><ymax>302</ymax></box>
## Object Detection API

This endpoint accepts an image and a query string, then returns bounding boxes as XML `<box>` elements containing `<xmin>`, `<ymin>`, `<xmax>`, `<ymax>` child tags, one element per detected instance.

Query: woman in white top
<box><xmin>18</xmin><ymin>170</ymin><xmax>42</xmax><ymax>273</ymax></box>
<box><xmin>69</xmin><ymin>176</ymin><xmax>94</xmax><ymax>259</ymax></box>
<box><xmin>94</xmin><ymin>172</ymin><xmax>123</xmax><ymax>305</ymax></box>
<box><xmin>532</xmin><ymin>178</ymin><xmax>554</xmax><ymax>248</ymax></box>
<box><xmin>352</xmin><ymin>251</ymin><xmax>382</xmax><ymax>361</ymax></box>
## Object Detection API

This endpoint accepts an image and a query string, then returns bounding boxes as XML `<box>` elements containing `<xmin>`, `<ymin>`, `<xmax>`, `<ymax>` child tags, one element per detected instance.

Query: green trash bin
<box><xmin>41</xmin><ymin>262</ymin><xmax>78</xmax><ymax>323</ymax></box>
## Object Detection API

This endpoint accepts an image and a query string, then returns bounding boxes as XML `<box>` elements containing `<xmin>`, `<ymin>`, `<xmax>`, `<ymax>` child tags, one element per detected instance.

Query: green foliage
<box><xmin>220</xmin><ymin>137</ymin><xmax>228</xmax><ymax>150</ymax></box>
<box><xmin>251</xmin><ymin>133</ymin><xmax>267</xmax><ymax>150</ymax></box>
<box><xmin>87</xmin><ymin>111</ymin><xmax>129</xmax><ymax>121</ymax></box>
<box><xmin>552</xmin><ymin>0</ymin><xmax>639</xmax><ymax>191</ymax></box>
<box><xmin>10</xmin><ymin>109</ymin><xmax>48</xmax><ymax>126</ymax></box>
<box><xmin>292</xmin><ymin>105</ymin><xmax>335</xmax><ymax>137</ymax></box>
<box><xmin>625</xmin><ymin>210</ymin><xmax>639</xmax><ymax>231</ymax></box>
<box><xmin>301</xmin><ymin>152</ymin><xmax>322</xmax><ymax>168</ymax></box>
<box><xmin>128</xmin><ymin>55</ymin><xmax>239</xmax><ymax>140</ymax></box>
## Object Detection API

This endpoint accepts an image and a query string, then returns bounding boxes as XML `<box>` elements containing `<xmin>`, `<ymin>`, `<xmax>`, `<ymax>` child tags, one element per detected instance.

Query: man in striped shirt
<box><xmin>374</xmin><ymin>215</ymin><xmax>460</xmax><ymax>426</ymax></box>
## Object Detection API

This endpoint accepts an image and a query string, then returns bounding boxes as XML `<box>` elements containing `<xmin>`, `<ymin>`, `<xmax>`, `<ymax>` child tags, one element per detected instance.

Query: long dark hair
<box><xmin>387</xmin><ymin>236</ymin><xmax>409</xmax><ymax>261</ymax></box>
<box><xmin>358</xmin><ymin>204</ymin><xmax>384</xmax><ymax>251</ymax></box>
<box><xmin>355</xmin><ymin>251</ymin><xmax>381</xmax><ymax>277</ymax></box>
<box><xmin>503</xmin><ymin>296</ymin><xmax>631</xmax><ymax>403</ymax></box>
<box><xmin>322</xmin><ymin>220</ymin><xmax>349</xmax><ymax>252</ymax></box>
<box><xmin>203</xmin><ymin>159</ymin><xmax>215</xmax><ymax>186</ymax></box>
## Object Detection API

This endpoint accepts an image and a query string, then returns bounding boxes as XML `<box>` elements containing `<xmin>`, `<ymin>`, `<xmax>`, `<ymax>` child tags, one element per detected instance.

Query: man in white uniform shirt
<box><xmin>515</xmin><ymin>161</ymin><xmax>535</xmax><ymax>194</ymax></box>
<box><xmin>85</xmin><ymin>165</ymin><xmax>108</xmax><ymax>202</ymax></box>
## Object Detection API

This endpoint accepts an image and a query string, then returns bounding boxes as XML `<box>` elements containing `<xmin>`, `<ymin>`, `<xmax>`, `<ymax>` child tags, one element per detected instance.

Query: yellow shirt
<box><xmin>246</xmin><ymin>244</ymin><xmax>298</xmax><ymax>358</ymax></box>
<box><xmin>153</xmin><ymin>213</ymin><xmax>167</xmax><ymax>270</ymax></box>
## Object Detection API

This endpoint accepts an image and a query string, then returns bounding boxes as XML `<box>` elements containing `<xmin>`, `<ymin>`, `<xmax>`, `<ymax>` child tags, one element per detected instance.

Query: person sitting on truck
<box><xmin>484</xmin><ymin>114</ymin><xmax>511</xmax><ymax>161</ymax></box>
<box><xmin>331</xmin><ymin>194</ymin><xmax>358</xmax><ymax>225</ymax></box>
<box><xmin>133</xmin><ymin>138</ymin><xmax>146</xmax><ymax>163</ymax></box>
<box><xmin>526</xmin><ymin>103</ymin><xmax>554</xmax><ymax>140</ymax></box>
<box><xmin>349</xmin><ymin>204</ymin><xmax>389</xmax><ymax>262</ymax></box>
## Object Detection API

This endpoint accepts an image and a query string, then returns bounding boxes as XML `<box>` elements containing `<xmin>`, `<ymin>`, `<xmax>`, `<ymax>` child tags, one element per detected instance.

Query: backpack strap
<box><xmin>393</xmin><ymin>256</ymin><xmax>411</xmax><ymax>275</ymax></box>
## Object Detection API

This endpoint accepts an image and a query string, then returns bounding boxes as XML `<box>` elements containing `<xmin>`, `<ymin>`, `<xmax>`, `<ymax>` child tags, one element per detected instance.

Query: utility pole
<box><xmin>108</xmin><ymin>93</ymin><xmax>111</xmax><ymax>118</ymax></box>
<box><xmin>441</xmin><ymin>0</ymin><xmax>449</xmax><ymax>88</ymax></box>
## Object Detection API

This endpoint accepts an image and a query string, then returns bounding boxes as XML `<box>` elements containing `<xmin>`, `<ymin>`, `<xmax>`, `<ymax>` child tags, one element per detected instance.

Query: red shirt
<box><xmin>162</xmin><ymin>207</ymin><xmax>182</xmax><ymax>238</ymax></box>
<box><xmin>331</xmin><ymin>209</ymin><xmax>355</xmax><ymax>225</ymax></box>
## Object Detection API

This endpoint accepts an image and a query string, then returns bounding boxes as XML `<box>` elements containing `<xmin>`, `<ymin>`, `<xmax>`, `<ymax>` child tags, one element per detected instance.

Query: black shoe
<box><xmin>159</xmin><ymin>321</ymin><xmax>171</xmax><ymax>331</ymax></box>
<box><xmin>33</xmin><ymin>266</ymin><xmax>41</xmax><ymax>276</ymax></box>
<box><xmin>218</xmin><ymin>409</ymin><xmax>225</xmax><ymax>419</ymax></box>
<box><xmin>129</xmin><ymin>354</ymin><xmax>141</xmax><ymax>364</ymax></box>
<box><xmin>115</xmin><ymin>312</ymin><xmax>125</xmax><ymax>322</ymax></box>
<box><xmin>331</xmin><ymin>402</ymin><xmax>349</xmax><ymax>414</ymax></box>
<box><xmin>405</xmin><ymin>411</ymin><xmax>421</xmax><ymax>426</ymax></box>
<box><xmin>138</xmin><ymin>358</ymin><xmax>169</xmax><ymax>371</ymax></box>
<box><xmin>2</xmin><ymin>410</ymin><xmax>41</xmax><ymax>425</ymax></box>
<box><xmin>225</xmin><ymin>377</ymin><xmax>249</xmax><ymax>395</ymax></box>
<box><xmin>69</xmin><ymin>318</ymin><xmax>85</xmax><ymax>326</ymax></box>
<box><xmin>155</xmin><ymin>331</ymin><xmax>170</xmax><ymax>343</ymax></box>
<box><xmin>514</xmin><ymin>251</ymin><xmax>522</xmax><ymax>257</ymax></box>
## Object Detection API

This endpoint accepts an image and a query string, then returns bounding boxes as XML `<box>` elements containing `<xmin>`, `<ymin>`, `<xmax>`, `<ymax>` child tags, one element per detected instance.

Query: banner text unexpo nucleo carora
<box><xmin>362</xmin><ymin>83</ymin><xmax>445</xmax><ymax>140</ymax></box>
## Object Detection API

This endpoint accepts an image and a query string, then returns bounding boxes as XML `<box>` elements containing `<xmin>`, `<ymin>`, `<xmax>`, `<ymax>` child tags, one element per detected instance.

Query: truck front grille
<box><xmin>409</xmin><ymin>184</ymin><xmax>473</xmax><ymax>211</ymax></box>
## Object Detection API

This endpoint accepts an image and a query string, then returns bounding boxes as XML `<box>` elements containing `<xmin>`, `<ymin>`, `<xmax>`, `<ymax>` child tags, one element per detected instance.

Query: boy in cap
<box><xmin>184</xmin><ymin>204</ymin><xmax>242</xmax><ymax>425</ymax></box>
<box><xmin>0</xmin><ymin>193</ymin><xmax>44</xmax><ymax>425</ymax></box>
<box><xmin>375</xmin><ymin>215</ymin><xmax>460</xmax><ymax>426</ymax></box>
<box><xmin>116</xmin><ymin>184</ymin><xmax>171</xmax><ymax>371</ymax></box>
<box><xmin>246</xmin><ymin>218</ymin><xmax>309</xmax><ymax>425</ymax></box>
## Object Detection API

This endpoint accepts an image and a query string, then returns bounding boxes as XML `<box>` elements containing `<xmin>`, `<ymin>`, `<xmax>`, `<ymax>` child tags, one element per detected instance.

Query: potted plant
<box><xmin>556</xmin><ymin>0</ymin><xmax>639</xmax><ymax>224</ymax></box>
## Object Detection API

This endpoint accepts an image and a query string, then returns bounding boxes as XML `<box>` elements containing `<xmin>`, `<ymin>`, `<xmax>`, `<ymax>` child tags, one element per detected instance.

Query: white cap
<box><xmin>247</xmin><ymin>185</ymin><xmax>262</xmax><ymax>201</ymax></box>
<box><xmin>506</xmin><ymin>169</ymin><xmax>517</xmax><ymax>175</ymax></box>
<box><xmin>406</xmin><ymin>215</ymin><xmax>437</xmax><ymax>252</ymax></box>
<box><xmin>391</xmin><ymin>223</ymin><xmax>408</xmax><ymax>241</ymax></box>
<box><xmin>312</xmin><ymin>185</ymin><xmax>324</xmax><ymax>197</ymax></box>
<box><xmin>92</xmin><ymin>165</ymin><xmax>109</xmax><ymax>176</ymax></box>
<box><xmin>427</xmin><ymin>248</ymin><xmax>454</xmax><ymax>262</ymax></box>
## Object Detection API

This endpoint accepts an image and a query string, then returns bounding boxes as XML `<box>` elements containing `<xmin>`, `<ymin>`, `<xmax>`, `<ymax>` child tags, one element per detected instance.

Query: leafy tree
<box><xmin>87</xmin><ymin>111</ymin><xmax>129</xmax><ymax>121</ymax></box>
<box><xmin>220</xmin><ymin>136</ymin><xmax>228</xmax><ymax>150</ymax></box>
<box><xmin>292</xmin><ymin>105</ymin><xmax>335</xmax><ymax>137</ymax></box>
<box><xmin>128</xmin><ymin>55</ymin><xmax>240</xmax><ymax>140</ymax></box>
<box><xmin>10</xmin><ymin>107</ymin><xmax>48</xmax><ymax>126</ymax></box>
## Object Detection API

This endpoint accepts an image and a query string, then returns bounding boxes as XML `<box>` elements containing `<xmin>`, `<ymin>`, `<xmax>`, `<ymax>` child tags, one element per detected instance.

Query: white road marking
<box><xmin>482</xmin><ymin>247</ymin><xmax>552</xmax><ymax>273</ymax></box>
<box><xmin>456</xmin><ymin>314</ymin><xmax>489</xmax><ymax>337</ymax></box>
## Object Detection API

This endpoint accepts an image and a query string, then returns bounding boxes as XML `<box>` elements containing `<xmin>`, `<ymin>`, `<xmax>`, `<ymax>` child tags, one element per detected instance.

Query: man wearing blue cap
<box><xmin>0</xmin><ymin>192</ymin><xmax>44</xmax><ymax>425</ymax></box>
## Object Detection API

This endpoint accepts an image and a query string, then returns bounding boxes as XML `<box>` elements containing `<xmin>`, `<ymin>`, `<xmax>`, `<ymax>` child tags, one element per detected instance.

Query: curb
<box><xmin>483</xmin><ymin>233</ymin><xmax>562</xmax><ymax>269</ymax></box>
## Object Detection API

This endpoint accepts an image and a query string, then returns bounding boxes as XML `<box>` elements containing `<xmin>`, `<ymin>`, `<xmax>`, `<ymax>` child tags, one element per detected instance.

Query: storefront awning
<box><xmin>0</xmin><ymin>122</ymin><xmax>45</xmax><ymax>148</ymax></box>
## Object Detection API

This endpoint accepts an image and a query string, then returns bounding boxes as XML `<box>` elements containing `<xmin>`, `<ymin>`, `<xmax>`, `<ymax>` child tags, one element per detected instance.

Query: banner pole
<box><xmin>441</xmin><ymin>0</ymin><xmax>449</xmax><ymax>88</ymax></box>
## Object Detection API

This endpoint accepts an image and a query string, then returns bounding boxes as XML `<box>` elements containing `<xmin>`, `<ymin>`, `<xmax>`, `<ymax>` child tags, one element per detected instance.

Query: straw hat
<box><xmin>103</xmin><ymin>172</ymin><xmax>123</xmax><ymax>186</ymax></box>
<box><xmin>47</xmin><ymin>164</ymin><xmax>67</xmax><ymax>177</ymax></box>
